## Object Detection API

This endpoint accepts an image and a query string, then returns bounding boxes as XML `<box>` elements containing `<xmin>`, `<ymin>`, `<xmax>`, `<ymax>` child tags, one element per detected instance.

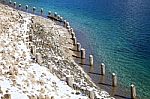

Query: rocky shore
<box><xmin>0</xmin><ymin>3</ymin><xmax>114</xmax><ymax>99</ymax></box>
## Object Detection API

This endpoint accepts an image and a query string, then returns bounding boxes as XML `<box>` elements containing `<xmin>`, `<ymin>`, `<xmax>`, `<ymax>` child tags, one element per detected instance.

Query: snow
<box><xmin>0</xmin><ymin>9</ymin><xmax>88</xmax><ymax>99</ymax></box>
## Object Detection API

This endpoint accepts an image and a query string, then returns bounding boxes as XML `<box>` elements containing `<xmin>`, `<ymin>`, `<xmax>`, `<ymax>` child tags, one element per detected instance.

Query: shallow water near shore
<box><xmin>4</xmin><ymin>0</ymin><xmax>150</xmax><ymax>98</ymax></box>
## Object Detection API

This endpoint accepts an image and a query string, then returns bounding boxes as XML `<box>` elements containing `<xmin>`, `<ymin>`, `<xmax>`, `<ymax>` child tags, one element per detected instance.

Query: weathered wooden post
<box><xmin>19</xmin><ymin>4</ymin><xmax>21</xmax><ymax>9</ymax></box>
<box><xmin>48</xmin><ymin>11</ymin><xmax>51</xmax><ymax>16</ymax></box>
<box><xmin>64</xmin><ymin>20</ymin><xmax>67</xmax><ymax>28</ymax></box>
<box><xmin>54</xmin><ymin>12</ymin><xmax>57</xmax><ymax>17</ymax></box>
<box><xmin>9</xmin><ymin>0</ymin><xmax>12</xmax><ymax>4</ymax></box>
<box><xmin>71</xmin><ymin>32</ymin><xmax>75</xmax><ymax>39</ymax></box>
<box><xmin>60</xmin><ymin>17</ymin><xmax>63</xmax><ymax>21</ymax></box>
<box><xmin>36</xmin><ymin>53</ymin><xmax>43</xmax><ymax>64</ymax></box>
<box><xmin>57</xmin><ymin>15</ymin><xmax>60</xmax><ymax>20</ymax></box>
<box><xmin>66</xmin><ymin>75</ymin><xmax>73</xmax><ymax>88</ymax></box>
<box><xmin>13</xmin><ymin>2</ymin><xmax>16</xmax><ymax>8</ymax></box>
<box><xmin>76</xmin><ymin>42</ymin><xmax>81</xmax><ymax>52</ymax></box>
<box><xmin>89</xmin><ymin>55</ymin><xmax>94</xmax><ymax>66</ymax></box>
<box><xmin>101</xmin><ymin>63</ymin><xmax>105</xmax><ymax>75</ymax></box>
<box><xmin>89</xmin><ymin>91</ymin><xmax>95</xmax><ymax>99</ymax></box>
<box><xmin>131</xmin><ymin>84</ymin><xmax>136</xmax><ymax>99</ymax></box>
<box><xmin>41</xmin><ymin>8</ymin><xmax>43</xmax><ymax>15</ymax></box>
<box><xmin>66</xmin><ymin>22</ymin><xmax>69</xmax><ymax>28</ymax></box>
<box><xmin>25</xmin><ymin>5</ymin><xmax>28</xmax><ymax>11</ymax></box>
<box><xmin>33</xmin><ymin>7</ymin><xmax>36</xmax><ymax>14</ymax></box>
<box><xmin>81</xmin><ymin>48</ymin><xmax>85</xmax><ymax>59</ymax></box>
<box><xmin>31</xmin><ymin>45</ymin><xmax>36</xmax><ymax>56</ymax></box>
<box><xmin>72</xmin><ymin>37</ymin><xmax>77</xmax><ymax>45</ymax></box>
<box><xmin>67</xmin><ymin>25</ymin><xmax>71</xmax><ymax>30</ymax></box>
<box><xmin>112</xmin><ymin>73</ymin><xmax>117</xmax><ymax>87</ymax></box>
<box><xmin>70</xmin><ymin>28</ymin><xmax>73</xmax><ymax>33</ymax></box>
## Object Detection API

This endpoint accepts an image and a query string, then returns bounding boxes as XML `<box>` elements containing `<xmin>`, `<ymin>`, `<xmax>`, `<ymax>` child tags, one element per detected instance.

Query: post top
<box><xmin>77</xmin><ymin>42</ymin><xmax>80</xmax><ymax>45</ymax></box>
<box><xmin>66</xmin><ymin>22</ymin><xmax>69</xmax><ymax>25</ymax></box>
<box><xmin>112</xmin><ymin>73</ymin><xmax>116</xmax><ymax>76</ymax></box>
<box><xmin>67</xmin><ymin>25</ymin><xmax>70</xmax><ymax>28</ymax></box>
<box><xmin>131</xmin><ymin>84</ymin><xmax>135</xmax><ymax>87</ymax></box>
<box><xmin>73</xmin><ymin>36</ymin><xmax>76</xmax><ymax>39</ymax></box>
<box><xmin>81</xmin><ymin>48</ymin><xmax>85</xmax><ymax>51</ymax></box>
<box><xmin>54</xmin><ymin>12</ymin><xmax>57</xmax><ymax>14</ymax></box>
<box><xmin>71</xmin><ymin>31</ymin><xmax>75</xmax><ymax>34</ymax></box>
<box><xmin>101</xmin><ymin>63</ymin><xmax>105</xmax><ymax>66</ymax></box>
<box><xmin>60</xmin><ymin>17</ymin><xmax>63</xmax><ymax>20</ymax></box>
<box><xmin>90</xmin><ymin>55</ymin><xmax>93</xmax><ymax>58</ymax></box>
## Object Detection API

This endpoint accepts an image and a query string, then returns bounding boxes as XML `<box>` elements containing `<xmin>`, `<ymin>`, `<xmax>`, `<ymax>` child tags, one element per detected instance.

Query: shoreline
<box><xmin>73</xmin><ymin>29</ymin><xmax>132</xmax><ymax>99</ymax></box>
<box><xmin>0</xmin><ymin>2</ymin><xmax>114</xmax><ymax>99</ymax></box>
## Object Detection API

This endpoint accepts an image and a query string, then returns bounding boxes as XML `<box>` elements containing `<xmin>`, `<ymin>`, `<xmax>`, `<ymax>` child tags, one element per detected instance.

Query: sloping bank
<box><xmin>0</xmin><ymin>3</ymin><xmax>114</xmax><ymax>99</ymax></box>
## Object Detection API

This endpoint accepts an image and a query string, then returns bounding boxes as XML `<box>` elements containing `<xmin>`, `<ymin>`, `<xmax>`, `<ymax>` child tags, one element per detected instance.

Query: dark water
<box><xmin>4</xmin><ymin>0</ymin><xmax>150</xmax><ymax>98</ymax></box>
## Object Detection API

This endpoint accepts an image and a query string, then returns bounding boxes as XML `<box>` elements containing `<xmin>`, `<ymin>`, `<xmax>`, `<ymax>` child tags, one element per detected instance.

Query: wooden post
<box><xmin>66</xmin><ymin>76</ymin><xmax>73</xmax><ymax>88</ymax></box>
<box><xmin>101</xmin><ymin>63</ymin><xmax>105</xmax><ymax>75</ymax></box>
<box><xmin>48</xmin><ymin>11</ymin><xmax>51</xmax><ymax>16</ymax></box>
<box><xmin>72</xmin><ymin>37</ymin><xmax>77</xmax><ymax>45</ymax></box>
<box><xmin>25</xmin><ymin>5</ymin><xmax>28</xmax><ymax>11</ymax></box>
<box><xmin>60</xmin><ymin>17</ymin><xmax>63</xmax><ymax>21</ymax></box>
<box><xmin>67</xmin><ymin>25</ymin><xmax>71</xmax><ymax>30</ymax></box>
<box><xmin>77</xmin><ymin>42</ymin><xmax>81</xmax><ymax>52</ymax></box>
<box><xmin>131</xmin><ymin>84</ymin><xmax>136</xmax><ymax>99</ymax></box>
<box><xmin>89</xmin><ymin>91</ymin><xmax>95</xmax><ymax>99</ymax></box>
<box><xmin>89</xmin><ymin>55</ymin><xmax>93</xmax><ymax>66</ymax></box>
<box><xmin>9</xmin><ymin>0</ymin><xmax>12</xmax><ymax>4</ymax></box>
<box><xmin>19</xmin><ymin>4</ymin><xmax>21</xmax><ymax>9</ymax></box>
<box><xmin>66</xmin><ymin>22</ymin><xmax>69</xmax><ymax>28</ymax></box>
<box><xmin>54</xmin><ymin>12</ymin><xmax>57</xmax><ymax>17</ymax></box>
<box><xmin>64</xmin><ymin>20</ymin><xmax>67</xmax><ymax>28</ymax></box>
<box><xmin>71</xmin><ymin>32</ymin><xmax>75</xmax><ymax>39</ymax></box>
<box><xmin>57</xmin><ymin>15</ymin><xmax>60</xmax><ymax>19</ymax></box>
<box><xmin>41</xmin><ymin>8</ymin><xmax>43</xmax><ymax>15</ymax></box>
<box><xmin>81</xmin><ymin>48</ymin><xmax>85</xmax><ymax>59</ymax></box>
<box><xmin>13</xmin><ymin>2</ymin><xmax>16</xmax><ymax>8</ymax></box>
<box><xmin>112</xmin><ymin>73</ymin><xmax>117</xmax><ymax>87</ymax></box>
<box><xmin>31</xmin><ymin>45</ymin><xmax>36</xmax><ymax>56</ymax></box>
<box><xmin>70</xmin><ymin>28</ymin><xmax>73</xmax><ymax>33</ymax></box>
<box><xmin>33</xmin><ymin>7</ymin><xmax>36</xmax><ymax>14</ymax></box>
<box><xmin>36</xmin><ymin>53</ymin><xmax>42</xmax><ymax>64</ymax></box>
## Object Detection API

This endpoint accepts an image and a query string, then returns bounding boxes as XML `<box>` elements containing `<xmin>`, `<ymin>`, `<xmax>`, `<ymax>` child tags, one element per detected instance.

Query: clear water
<box><xmin>5</xmin><ymin>0</ymin><xmax>150</xmax><ymax>98</ymax></box>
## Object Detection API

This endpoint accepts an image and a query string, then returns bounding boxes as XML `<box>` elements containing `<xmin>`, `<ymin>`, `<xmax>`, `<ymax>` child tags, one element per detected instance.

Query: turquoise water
<box><xmin>4</xmin><ymin>0</ymin><xmax>150</xmax><ymax>98</ymax></box>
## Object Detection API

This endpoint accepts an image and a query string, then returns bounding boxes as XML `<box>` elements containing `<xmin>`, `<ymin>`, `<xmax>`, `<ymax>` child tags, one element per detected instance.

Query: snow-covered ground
<box><xmin>0</xmin><ymin>3</ymin><xmax>114</xmax><ymax>99</ymax></box>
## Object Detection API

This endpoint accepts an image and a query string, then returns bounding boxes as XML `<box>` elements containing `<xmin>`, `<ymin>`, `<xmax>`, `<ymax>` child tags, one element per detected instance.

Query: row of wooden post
<box><xmin>7</xmin><ymin>1</ymin><xmax>137</xmax><ymax>99</ymax></box>
<box><xmin>64</xmin><ymin>16</ymin><xmax>137</xmax><ymax>99</ymax></box>
<box><xmin>66</xmin><ymin>75</ymin><xmax>96</xmax><ymax>99</ymax></box>
<box><xmin>8</xmin><ymin>0</ymin><xmax>63</xmax><ymax>21</ymax></box>
<box><xmin>81</xmin><ymin>52</ymin><xmax>136</xmax><ymax>98</ymax></box>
